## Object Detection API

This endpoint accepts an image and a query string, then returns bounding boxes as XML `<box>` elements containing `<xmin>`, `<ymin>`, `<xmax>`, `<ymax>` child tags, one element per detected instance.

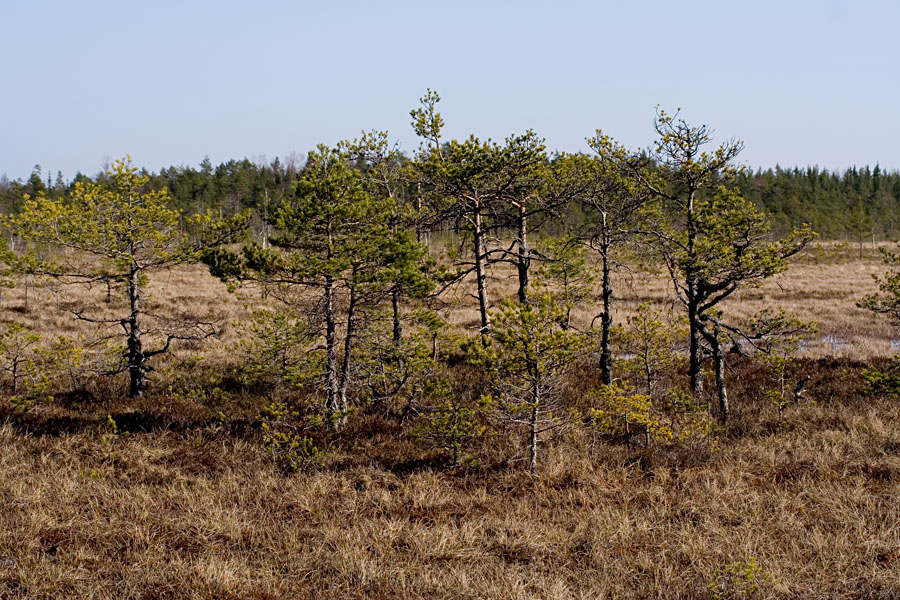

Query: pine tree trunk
<box><xmin>415</xmin><ymin>186</ymin><xmax>425</xmax><ymax>246</ymax></box>
<box><xmin>600</xmin><ymin>234</ymin><xmax>613</xmax><ymax>386</ymax></box>
<box><xmin>390</xmin><ymin>216</ymin><xmax>403</xmax><ymax>344</ymax></box>
<box><xmin>713</xmin><ymin>330</ymin><xmax>728</xmax><ymax>422</ymax></box>
<box><xmin>392</xmin><ymin>286</ymin><xmax>402</xmax><ymax>343</ymax></box>
<box><xmin>529</xmin><ymin>364</ymin><xmax>540</xmax><ymax>474</ymax></box>
<box><xmin>516</xmin><ymin>204</ymin><xmax>529</xmax><ymax>304</ymax></box>
<box><xmin>703</xmin><ymin>321</ymin><xmax>728</xmax><ymax>422</ymax></box>
<box><xmin>472</xmin><ymin>203</ymin><xmax>491</xmax><ymax>344</ymax></box>
<box><xmin>337</xmin><ymin>282</ymin><xmax>357</xmax><ymax>416</ymax></box>
<box><xmin>127</xmin><ymin>264</ymin><xmax>144</xmax><ymax>397</ymax></box>
<box><xmin>688</xmin><ymin>294</ymin><xmax>703</xmax><ymax>395</ymax></box>
<box><xmin>324</xmin><ymin>275</ymin><xmax>339</xmax><ymax>417</ymax></box>
<box><xmin>686</xmin><ymin>189</ymin><xmax>703</xmax><ymax>395</ymax></box>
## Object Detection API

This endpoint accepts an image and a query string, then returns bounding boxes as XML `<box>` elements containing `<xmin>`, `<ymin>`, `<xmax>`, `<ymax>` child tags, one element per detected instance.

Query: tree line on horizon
<box><xmin>3</xmin><ymin>143</ymin><xmax>899</xmax><ymax>244</ymax></box>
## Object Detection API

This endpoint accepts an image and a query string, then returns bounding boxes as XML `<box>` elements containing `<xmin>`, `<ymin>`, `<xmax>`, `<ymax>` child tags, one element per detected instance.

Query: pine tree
<box><xmin>6</xmin><ymin>156</ymin><xmax>247</xmax><ymax>396</ymax></box>
<box><xmin>623</xmin><ymin>110</ymin><xmax>814</xmax><ymax>419</ymax></box>
<box><xmin>206</xmin><ymin>144</ymin><xmax>432</xmax><ymax>422</ymax></box>
<box><xmin>467</xmin><ymin>289</ymin><xmax>585</xmax><ymax>472</ymax></box>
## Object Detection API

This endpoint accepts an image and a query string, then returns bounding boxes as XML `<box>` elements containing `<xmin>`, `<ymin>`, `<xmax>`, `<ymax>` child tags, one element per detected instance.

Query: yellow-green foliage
<box><xmin>0</xmin><ymin>323</ymin><xmax>51</xmax><ymax>412</ymax></box>
<box><xmin>586</xmin><ymin>383</ymin><xmax>669</xmax><ymax>441</ymax></box>
<box><xmin>708</xmin><ymin>557</ymin><xmax>772</xmax><ymax>599</ymax></box>
<box><xmin>9</xmin><ymin>157</ymin><xmax>247</xmax><ymax>276</ymax></box>
<box><xmin>617</xmin><ymin>302</ymin><xmax>681</xmax><ymax>399</ymax></box>
<box><xmin>100</xmin><ymin>413</ymin><xmax>130</xmax><ymax>444</ymax></box>
<box><xmin>411</xmin><ymin>380</ymin><xmax>485</xmax><ymax>466</ymax></box>
<box><xmin>862</xmin><ymin>357</ymin><xmax>900</xmax><ymax>397</ymax></box>
<box><xmin>36</xmin><ymin>334</ymin><xmax>92</xmax><ymax>394</ymax></box>
<box><xmin>165</xmin><ymin>384</ymin><xmax>230</xmax><ymax>408</ymax></box>
<box><xmin>235</xmin><ymin>307</ymin><xmax>321</xmax><ymax>388</ymax></box>
<box><xmin>260</xmin><ymin>401</ymin><xmax>324</xmax><ymax>473</ymax></box>
<box><xmin>613</xmin><ymin>305</ymin><xmax>711</xmax><ymax>444</ymax></box>
<box><xmin>665</xmin><ymin>388</ymin><xmax>714</xmax><ymax>445</ymax></box>
<box><xmin>11</xmin><ymin>157</ymin><xmax>185</xmax><ymax>274</ymax></box>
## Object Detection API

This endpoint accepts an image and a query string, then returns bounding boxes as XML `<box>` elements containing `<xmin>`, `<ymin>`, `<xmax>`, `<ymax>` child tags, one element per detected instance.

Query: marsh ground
<box><xmin>1</xmin><ymin>241</ymin><xmax>899</xmax><ymax>599</ymax></box>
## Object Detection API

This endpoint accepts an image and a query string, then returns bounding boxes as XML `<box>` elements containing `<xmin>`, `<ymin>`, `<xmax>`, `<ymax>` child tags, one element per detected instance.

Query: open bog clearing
<box><xmin>2</xmin><ymin>243</ymin><xmax>893</xmax><ymax>360</ymax></box>
<box><xmin>443</xmin><ymin>244</ymin><xmax>891</xmax><ymax>358</ymax></box>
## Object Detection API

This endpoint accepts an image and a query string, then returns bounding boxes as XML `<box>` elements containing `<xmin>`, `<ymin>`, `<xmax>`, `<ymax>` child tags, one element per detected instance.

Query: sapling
<box><xmin>411</xmin><ymin>378</ymin><xmax>486</xmax><ymax>467</ymax></box>
<box><xmin>234</xmin><ymin>306</ymin><xmax>321</xmax><ymax>390</ymax></box>
<box><xmin>0</xmin><ymin>322</ymin><xmax>50</xmax><ymax>411</ymax></box>
<box><xmin>746</xmin><ymin>308</ymin><xmax>816</xmax><ymax>424</ymax></box>
<box><xmin>586</xmin><ymin>383</ymin><xmax>662</xmax><ymax>447</ymax></box>
<box><xmin>535</xmin><ymin>234</ymin><xmax>595</xmax><ymax>330</ymax></box>
<box><xmin>466</xmin><ymin>288</ymin><xmax>585</xmax><ymax>472</ymax></box>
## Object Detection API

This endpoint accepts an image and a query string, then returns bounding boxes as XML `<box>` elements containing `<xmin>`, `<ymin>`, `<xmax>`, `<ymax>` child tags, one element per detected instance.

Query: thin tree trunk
<box><xmin>337</xmin><ymin>282</ymin><xmax>357</xmax><ymax>415</ymax></box>
<box><xmin>415</xmin><ymin>186</ymin><xmax>425</xmax><ymax>246</ymax></box>
<box><xmin>686</xmin><ymin>189</ymin><xmax>703</xmax><ymax>395</ymax></box>
<box><xmin>516</xmin><ymin>204</ymin><xmax>529</xmax><ymax>303</ymax></box>
<box><xmin>472</xmin><ymin>203</ymin><xmax>491</xmax><ymax>344</ymax></box>
<box><xmin>714</xmin><ymin>346</ymin><xmax>727</xmax><ymax>421</ymax></box>
<box><xmin>529</xmin><ymin>363</ymin><xmax>540</xmax><ymax>474</ymax></box>
<box><xmin>708</xmin><ymin>322</ymin><xmax>728</xmax><ymax>422</ymax></box>
<box><xmin>625</xmin><ymin>415</ymin><xmax>632</xmax><ymax>448</ymax></box>
<box><xmin>600</xmin><ymin>234</ymin><xmax>613</xmax><ymax>386</ymax></box>
<box><xmin>127</xmin><ymin>264</ymin><xmax>144</xmax><ymax>397</ymax></box>
<box><xmin>392</xmin><ymin>286</ymin><xmax>402</xmax><ymax>343</ymax></box>
<box><xmin>324</xmin><ymin>275</ymin><xmax>339</xmax><ymax>417</ymax></box>
<box><xmin>390</xmin><ymin>215</ymin><xmax>403</xmax><ymax>344</ymax></box>
<box><xmin>688</xmin><ymin>293</ymin><xmax>703</xmax><ymax>395</ymax></box>
<box><xmin>644</xmin><ymin>348</ymin><xmax>654</xmax><ymax>402</ymax></box>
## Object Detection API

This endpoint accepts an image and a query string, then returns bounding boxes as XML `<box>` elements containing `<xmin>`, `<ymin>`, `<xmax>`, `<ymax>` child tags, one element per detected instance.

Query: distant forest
<box><xmin>2</xmin><ymin>157</ymin><xmax>899</xmax><ymax>241</ymax></box>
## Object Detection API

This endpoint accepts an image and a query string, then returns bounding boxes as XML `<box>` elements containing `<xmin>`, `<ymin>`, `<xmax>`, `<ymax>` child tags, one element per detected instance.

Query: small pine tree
<box><xmin>617</xmin><ymin>303</ymin><xmax>680</xmax><ymax>405</ymax></box>
<box><xmin>585</xmin><ymin>383</ymin><xmax>667</xmax><ymax>447</ymax></box>
<box><xmin>411</xmin><ymin>379</ymin><xmax>485</xmax><ymax>467</ymax></box>
<box><xmin>235</xmin><ymin>307</ymin><xmax>322</xmax><ymax>390</ymax></box>
<box><xmin>536</xmin><ymin>234</ymin><xmax>595</xmax><ymax>330</ymax></box>
<box><xmin>467</xmin><ymin>288</ymin><xmax>585</xmax><ymax>472</ymax></box>
<box><xmin>0</xmin><ymin>323</ymin><xmax>51</xmax><ymax>411</ymax></box>
<box><xmin>747</xmin><ymin>308</ymin><xmax>816</xmax><ymax>423</ymax></box>
<box><xmin>6</xmin><ymin>156</ymin><xmax>247</xmax><ymax>396</ymax></box>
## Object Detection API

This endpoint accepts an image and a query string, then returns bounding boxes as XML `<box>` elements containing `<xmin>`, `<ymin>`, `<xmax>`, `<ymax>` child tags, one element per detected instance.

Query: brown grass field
<box><xmin>2</xmin><ymin>242</ymin><xmax>900</xmax><ymax>599</ymax></box>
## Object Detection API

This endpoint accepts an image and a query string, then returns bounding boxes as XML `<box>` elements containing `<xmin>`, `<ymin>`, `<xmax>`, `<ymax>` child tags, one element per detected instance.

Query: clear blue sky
<box><xmin>1</xmin><ymin>0</ymin><xmax>897</xmax><ymax>180</ymax></box>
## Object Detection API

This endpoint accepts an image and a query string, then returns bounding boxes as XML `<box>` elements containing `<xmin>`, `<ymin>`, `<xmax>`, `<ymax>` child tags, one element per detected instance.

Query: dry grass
<box><xmin>2</xmin><ymin>385</ymin><xmax>900</xmax><ymax>599</ymax></box>
<box><xmin>1</xmin><ymin>240</ymin><xmax>895</xmax><ymax>363</ymax></box>
<box><xmin>441</xmin><ymin>240</ymin><xmax>895</xmax><ymax>358</ymax></box>
<box><xmin>1</xmin><ymin>244</ymin><xmax>900</xmax><ymax>598</ymax></box>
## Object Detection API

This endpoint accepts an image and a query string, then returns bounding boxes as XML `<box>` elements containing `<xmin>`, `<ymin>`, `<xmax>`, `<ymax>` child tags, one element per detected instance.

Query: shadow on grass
<box><xmin>2</xmin><ymin>405</ymin><xmax>261</xmax><ymax>439</ymax></box>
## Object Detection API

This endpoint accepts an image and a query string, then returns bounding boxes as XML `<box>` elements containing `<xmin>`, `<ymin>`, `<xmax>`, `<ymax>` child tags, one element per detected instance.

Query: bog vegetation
<box><xmin>2</xmin><ymin>93</ymin><xmax>900</xmax><ymax>598</ymax></box>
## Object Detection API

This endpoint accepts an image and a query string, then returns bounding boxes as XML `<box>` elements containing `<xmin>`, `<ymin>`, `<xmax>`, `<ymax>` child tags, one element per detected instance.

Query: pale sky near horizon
<box><xmin>1</xmin><ymin>0</ymin><xmax>898</xmax><ymax>181</ymax></box>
